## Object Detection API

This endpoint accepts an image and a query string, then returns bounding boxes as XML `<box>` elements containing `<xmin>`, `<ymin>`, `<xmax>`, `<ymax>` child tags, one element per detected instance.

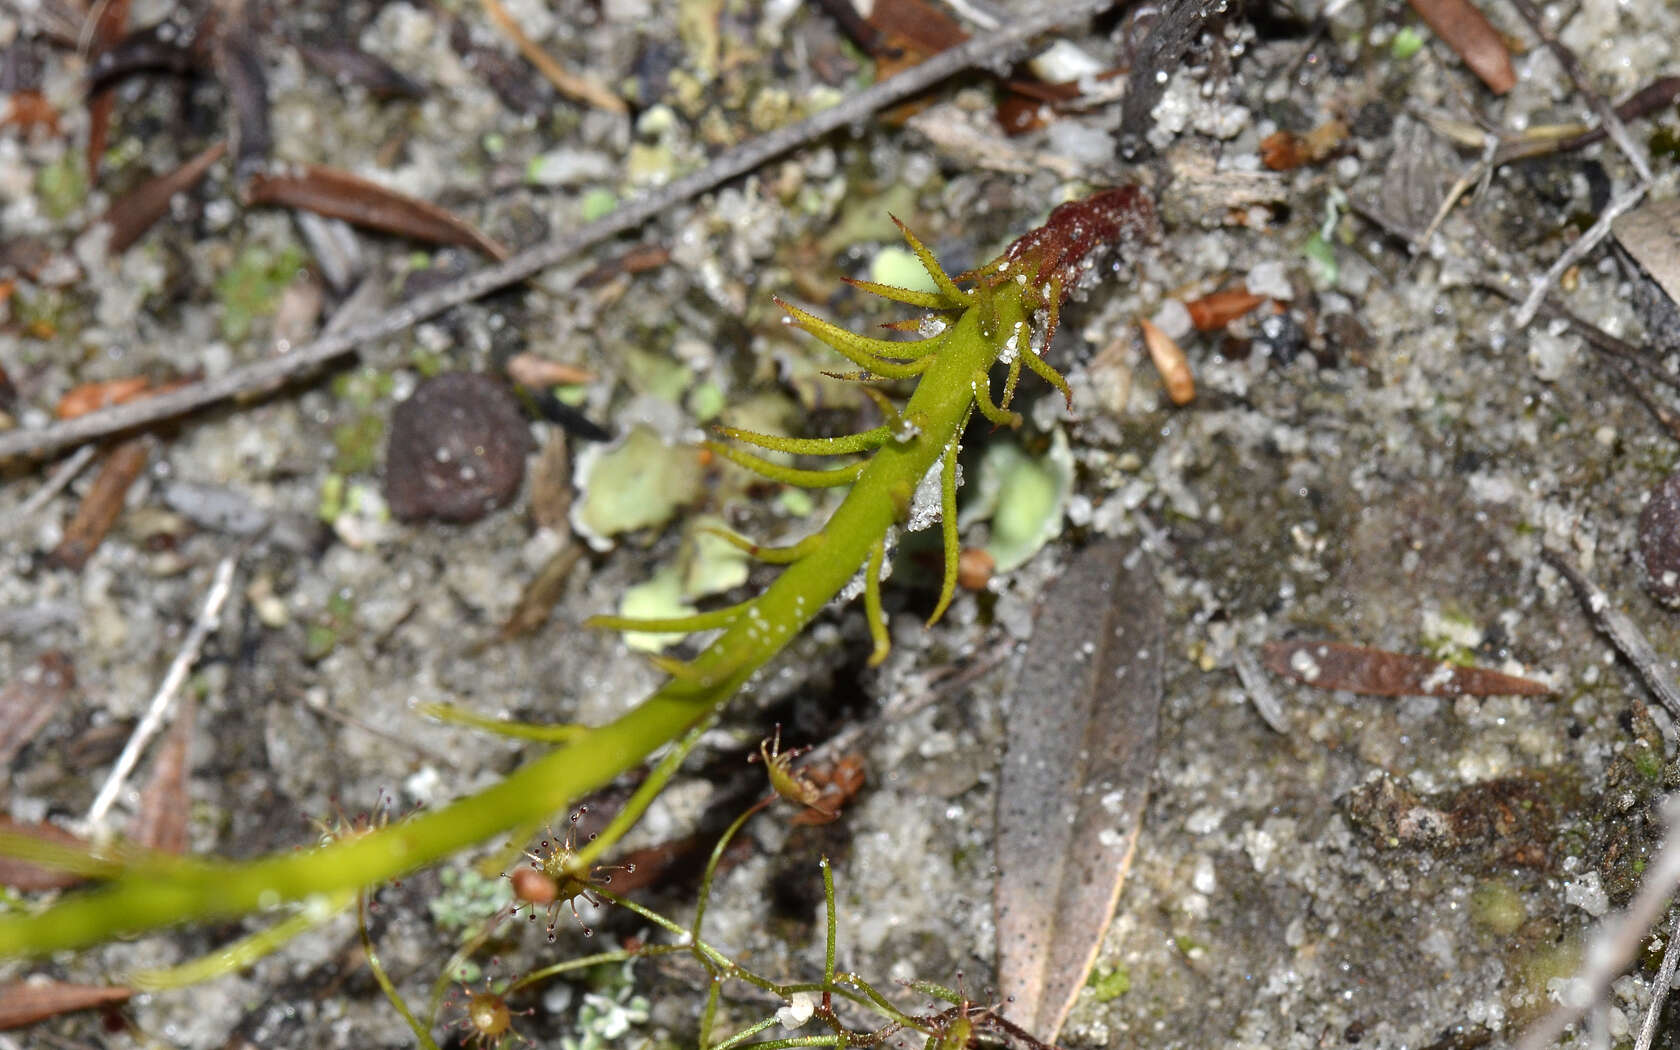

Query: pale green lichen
<box><xmin>617</xmin><ymin>565</ymin><xmax>699</xmax><ymax>653</ymax></box>
<box><xmin>572</xmin><ymin>425</ymin><xmax>704</xmax><ymax>548</ymax></box>
<box><xmin>963</xmin><ymin>428</ymin><xmax>1075</xmax><ymax>572</ymax></box>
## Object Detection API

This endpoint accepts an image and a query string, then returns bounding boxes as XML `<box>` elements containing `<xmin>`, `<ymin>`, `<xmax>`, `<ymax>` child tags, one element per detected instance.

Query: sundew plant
<box><xmin>0</xmin><ymin>188</ymin><xmax>1156</xmax><ymax>992</ymax></box>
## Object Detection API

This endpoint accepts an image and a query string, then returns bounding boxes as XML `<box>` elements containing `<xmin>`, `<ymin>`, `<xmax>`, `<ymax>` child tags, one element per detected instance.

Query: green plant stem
<box><xmin>360</xmin><ymin>892</ymin><xmax>442</xmax><ymax>1050</ymax></box>
<box><xmin>0</xmin><ymin>212</ymin><xmax>1041</xmax><ymax>960</ymax></box>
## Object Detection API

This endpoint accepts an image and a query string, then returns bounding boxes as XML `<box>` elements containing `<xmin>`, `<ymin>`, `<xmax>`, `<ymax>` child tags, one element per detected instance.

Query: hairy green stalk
<box><xmin>0</xmin><ymin>187</ymin><xmax>1151</xmax><ymax>960</ymax></box>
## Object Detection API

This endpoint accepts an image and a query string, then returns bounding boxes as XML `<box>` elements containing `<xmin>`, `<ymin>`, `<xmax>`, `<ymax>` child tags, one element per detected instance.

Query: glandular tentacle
<box><xmin>1020</xmin><ymin>350</ymin><xmax>1073</xmax><ymax>408</ymax></box>
<box><xmin>863</xmin><ymin>538</ymin><xmax>890</xmax><ymax>667</ymax></box>
<box><xmin>713</xmin><ymin>424</ymin><xmax>891</xmax><ymax>457</ymax></box>
<box><xmin>889</xmin><ymin>216</ymin><xmax>973</xmax><ymax>307</ymax></box>
<box><xmin>775</xmin><ymin>298</ymin><xmax>937</xmax><ymax>378</ymax></box>
<box><xmin>585</xmin><ymin>603</ymin><xmax>747</xmax><ymax>635</ymax></box>
<box><xmin>841</xmin><ymin>277</ymin><xmax>958</xmax><ymax>310</ymax></box>
<box><xmin>971</xmin><ymin>371</ymin><xmax>1022</xmax><ymax>428</ymax></box>
<box><xmin>926</xmin><ymin>431</ymin><xmax>964</xmax><ymax>627</ymax></box>
<box><xmin>701</xmin><ymin>526</ymin><xmax>823</xmax><ymax>565</ymax></box>
<box><xmin>703</xmin><ymin>442</ymin><xmax>869</xmax><ymax>488</ymax></box>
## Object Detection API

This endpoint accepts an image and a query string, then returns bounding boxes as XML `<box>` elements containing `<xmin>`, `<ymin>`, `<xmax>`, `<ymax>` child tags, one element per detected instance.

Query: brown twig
<box><xmin>1503</xmin><ymin>0</ymin><xmax>1653</xmax><ymax>328</ymax></box>
<box><xmin>478</xmin><ymin>0</ymin><xmax>626</xmax><ymax>115</ymax></box>
<box><xmin>84</xmin><ymin>553</ymin><xmax>238</xmax><ymax>832</ymax></box>
<box><xmin>0</xmin><ymin>0</ymin><xmax>1115</xmax><ymax>466</ymax></box>
<box><xmin>47</xmin><ymin>438</ymin><xmax>151</xmax><ymax>571</ymax></box>
<box><xmin>1480</xmin><ymin>281</ymin><xmax>1680</xmax><ymax>400</ymax></box>
<box><xmin>1492</xmin><ymin>76</ymin><xmax>1680</xmax><ymax>165</ymax></box>
<box><xmin>1504</xmin><ymin>0</ymin><xmax>1652</xmax><ymax>183</ymax></box>
<box><xmin>1540</xmin><ymin>547</ymin><xmax>1680</xmax><ymax>720</ymax></box>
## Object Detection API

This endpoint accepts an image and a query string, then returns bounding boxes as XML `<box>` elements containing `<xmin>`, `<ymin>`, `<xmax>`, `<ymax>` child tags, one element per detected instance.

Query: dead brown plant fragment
<box><xmin>49</xmin><ymin>437</ymin><xmax>151</xmax><ymax>571</ymax></box>
<box><xmin>1407</xmin><ymin>0</ymin><xmax>1516</xmax><ymax>94</ymax></box>
<box><xmin>0</xmin><ymin>980</ymin><xmax>133</xmax><ymax>1030</ymax></box>
<box><xmin>99</xmin><ymin>142</ymin><xmax>227</xmax><ymax>255</ymax></box>
<box><xmin>244</xmin><ymin>165</ymin><xmax>509</xmax><ymax>259</ymax></box>
<box><xmin>0</xmin><ymin>652</ymin><xmax>76</xmax><ymax>770</ymax></box>
<box><xmin>1261</xmin><ymin>639</ymin><xmax>1550</xmax><ymax>697</ymax></box>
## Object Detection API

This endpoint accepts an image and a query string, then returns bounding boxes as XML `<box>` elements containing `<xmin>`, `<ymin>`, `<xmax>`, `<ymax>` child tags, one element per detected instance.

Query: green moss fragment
<box><xmin>1632</xmin><ymin>740</ymin><xmax>1663</xmax><ymax>783</ymax></box>
<box><xmin>410</xmin><ymin>349</ymin><xmax>447</xmax><ymax>378</ymax></box>
<box><xmin>317</xmin><ymin>474</ymin><xmax>346</xmax><ymax>523</ymax></box>
<box><xmin>581</xmin><ymin>187</ymin><xmax>619</xmax><ymax>222</ymax></box>
<box><xmin>332</xmin><ymin>419</ymin><xmax>381</xmax><ymax>474</ymax></box>
<box><xmin>216</xmin><ymin>244</ymin><xmax>306</xmax><ymax>342</ymax></box>
<box><xmin>1302</xmin><ymin>234</ymin><xmax>1337</xmax><ymax>287</ymax></box>
<box><xmin>1087</xmin><ymin>964</ymin><xmax>1131</xmax><ymax>1002</ymax></box>
<box><xmin>37</xmin><ymin>152</ymin><xmax>87</xmax><ymax>220</ymax></box>
<box><xmin>1391</xmin><ymin>25</ymin><xmax>1425</xmax><ymax>60</ymax></box>
<box><xmin>330</xmin><ymin>367</ymin><xmax>395</xmax><ymax>411</ymax></box>
<box><xmin>1469</xmin><ymin>879</ymin><xmax>1526</xmax><ymax>936</ymax></box>
<box><xmin>13</xmin><ymin>288</ymin><xmax>70</xmax><ymax>338</ymax></box>
<box><xmin>303</xmin><ymin>623</ymin><xmax>338</xmax><ymax>662</ymax></box>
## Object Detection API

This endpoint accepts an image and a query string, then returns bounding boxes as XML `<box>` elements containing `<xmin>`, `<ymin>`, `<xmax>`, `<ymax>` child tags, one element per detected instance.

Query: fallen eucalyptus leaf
<box><xmin>245</xmin><ymin>164</ymin><xmax>509</xmax><ymax>259</ymax></box>
<box><xmin>0</xmin><ymin>979</ymin><xmax>132</xmax><ymax>1029</ymax></box>
<box><xmin>996</xmin><ymin>539</ymin><xmax>1163</xmax><ymax>1043</ymax></box>
<box><xmin>1260</xmin><ymin>639</ymin><xmax>1550</xmax><ymax>697</ymax></box>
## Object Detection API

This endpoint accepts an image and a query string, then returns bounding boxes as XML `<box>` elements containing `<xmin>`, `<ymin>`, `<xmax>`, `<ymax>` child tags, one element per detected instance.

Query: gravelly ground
<box><xmin>4</xmin><ymin>0</ymin><xmax>1680</xmax><ymax>1047</ymax></box>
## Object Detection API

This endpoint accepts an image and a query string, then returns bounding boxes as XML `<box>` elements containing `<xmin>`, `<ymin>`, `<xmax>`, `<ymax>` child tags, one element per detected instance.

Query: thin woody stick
<box><xmin>0</xmin><ymin>0</ymin><xmax>1113</xmax><ymax>466</ymax></box>
<box><xmin>83</xmin><ymin>554</ymin><xmax>238</xmax><ymax>832</ymax></box>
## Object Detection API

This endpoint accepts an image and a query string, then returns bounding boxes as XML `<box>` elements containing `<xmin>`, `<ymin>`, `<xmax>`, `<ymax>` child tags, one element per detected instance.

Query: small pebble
<box><xmin>1255</xmin><ymin>311</ymin><xmax>1306</xmax><ymax>365</ymax></box>
<box><xmin>384</xmin><ymin>372</ymin><xmax>534</xmax><ymax>523</ymax></box>
<box><xmin>1639</xmin><ymin>471</ymin><xmax>1680</xmax><ymax>605</ymax></box>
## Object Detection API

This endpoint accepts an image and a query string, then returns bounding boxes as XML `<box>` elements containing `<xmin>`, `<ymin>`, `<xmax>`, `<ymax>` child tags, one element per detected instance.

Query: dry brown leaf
<box><xmin>99</xmin><ymin>141</ymin><xmax>226</xmax><ymax>255</ymax></box>
<box><xmin>2</xmin><ymin>91</ymin><xmax>62</xmax><ymax>137</ymax></box>
<box><xmin>1613</xmin><ymin>197</ymin><xmax>1680</xmax><ymax>307</ymax></box>
<box><xmin>1258</xmin><ymin>120</ymin><xmax>1348</xmax><ymax>171</ymax></box>
<box><xmin>49</xmin><ymin>437</ymin><xmax>150</xmax><ymax>571</ymax></box>
<box><xmin>1408</xmin><ymin>0</ymin><xmax>1516</xmax><ymax>94</ymax></box>
<box><xmin>0</xmin><ymin>979</ymin><xmax>133</xmax><ymax>1029</ymax></box>
<box><xmin>479</xmin><ymin>0</ymin><xmax>626</xmax><ymax>114</ymax></box>
<box><xmin>865</xmin><ymin>0</ymin><xmax>969</xmax><ymax>119</ymax></box>
<box><xmin>1139</xmin><ymin>316</ymin><xmax>1194</xmax><ymax>405</ymax></box>
<box><xmin>55</xmin><ymin>376</ymin><xmax>153</xmax><ymax>419</ymax></box>
<box><xmin>244</xmin><ymin>164</ymin><xmax>509</xmax><ymax>259</ymax></box>
<box><xmin>528</xmin><ymin>431</ymin><xmax>573</xmax><ymax>532</ymax></box>
<box><xmin>0</xmin><ymin>817</ymin><xmax>91</xmax><ymax>892</ymax></box>
<box><xmin>1260</xmin><ymin>639</ymin><xmax>1550</xmax><ymax>697</ymax></box>
<box><xmin>505</xmin><ymin>352</ymin><xmax>596</xmax><ymax>389</ymax></box>
<box><xmin>496</xmin><ymin>544</ymin><xmax>584</xmax><ymax>642</ymax></box>
<box><xmin>0</xmin><ymin>651</ymin><xmax>76</xmax><ymax>769</ymax></box>
<box><xmin>996</xmin><ymin>540</ymin><xmax>1163</xmax><ymax>1043</ymax></box>
<box><xmin>1184</xmin><ymin>287</ymin><xmax>1267</xmax><ymax>330</ymax></box>
<box><xmin>131</xmin><ymin>695</ymin><xmax>195</xmax><ymax>854</ymax></box>
<box><xmin>84</xmin><ymin>0</ymin><xmax>132</xmax><ymax>182</ymax></box>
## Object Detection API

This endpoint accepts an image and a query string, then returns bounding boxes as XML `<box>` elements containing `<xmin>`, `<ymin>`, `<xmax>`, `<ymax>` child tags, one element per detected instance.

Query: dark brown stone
<box><xmin>384</xmin><ymin>372</ymin><xmax>533</xmax><ymax>523</ymax></box>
